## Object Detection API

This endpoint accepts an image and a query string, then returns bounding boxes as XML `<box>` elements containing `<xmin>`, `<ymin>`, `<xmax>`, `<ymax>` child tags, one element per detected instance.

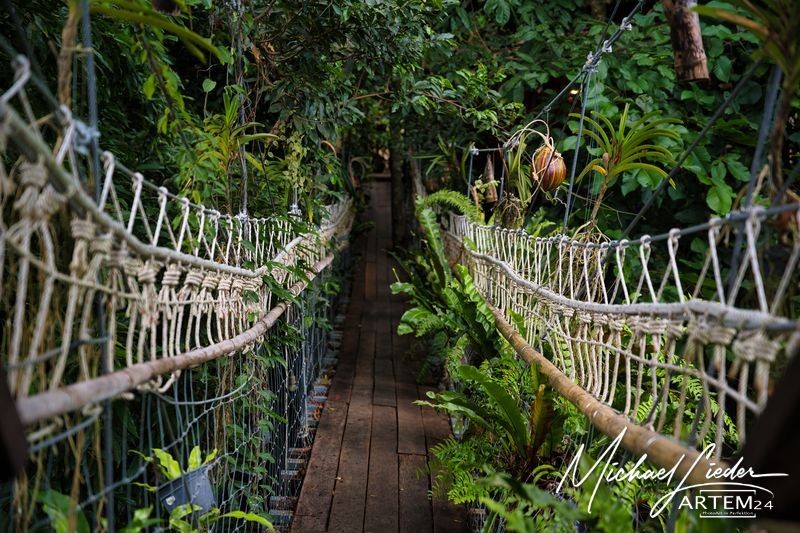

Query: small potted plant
<box><xmin>137</xmin><ymin>446</ymin><xmax>218</xmax><ymax>515</ymax></box>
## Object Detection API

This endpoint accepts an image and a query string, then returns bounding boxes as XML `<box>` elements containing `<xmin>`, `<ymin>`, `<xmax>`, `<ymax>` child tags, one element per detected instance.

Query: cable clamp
<box><xmin>620</xmin><ymin>16</ymin><xmax>633</xmax><ymax>31</ymax></box>
<box><xmin>73</xmin><ymin>119</ymin><xmax>100</xmax><ymax>155</ymax></box>
<box><xmin>584</xmin><ymin>52</ymin><xmax>598</xmax><ymax>73</ymax></box>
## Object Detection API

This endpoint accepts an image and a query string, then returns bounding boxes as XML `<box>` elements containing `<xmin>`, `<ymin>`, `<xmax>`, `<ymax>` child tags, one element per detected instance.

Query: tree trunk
<box><xmin>57</xmin><ymin>1</ymin><xmax>80</xmax><ymax>106</ymax></box>
<box><xmin>663</xmin><ymin>0</ymin><xmax>710</xmax><ymax>82</ymax></box>
<box><xmin>389</xmin><ymin>115</ymin><xmax>406</xmax><ymax>247</ymax></box>
<box><xmin>588</xmin><ymin>0</ymin><xmax>605</xmax><ymax>20</ymax></box>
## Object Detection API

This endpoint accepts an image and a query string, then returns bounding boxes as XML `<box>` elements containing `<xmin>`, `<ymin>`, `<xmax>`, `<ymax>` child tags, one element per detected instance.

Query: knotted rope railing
<box><xmin>0</xmin><ymin>56</ymin><xmax>354</xmax><ymax>530</ymax></box>
<box><xmin>444</xmin><ymin>204</ymin><xmax>799</xmax><ymax>471</ymax></box>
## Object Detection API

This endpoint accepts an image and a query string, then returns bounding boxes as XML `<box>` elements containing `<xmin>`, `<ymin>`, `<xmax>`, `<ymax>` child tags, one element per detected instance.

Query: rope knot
<box><xmin>707</xmin><ymin>325</ymin><xmax>736</xmax><ymax>346</ymax></box>
<box><xmin>607</xmin><ymin>316</ymin><xmax>625</xmax><ymax>332</ymax></box>
<box><xmin>161</xmin><ymin>266</ymin><xmax>182</xmax><ymax>287</ymax></box>
<box><xmin>688</xmin><ymin>323</ymin><xmax>711</xmax><ymax>345</ymax></box>
<box><xmin>733</xmin><ymin>332</ymin><xmax>779</xmax><ymax>363</ymax></box>
<box><xmin>71</xmin><ymin>218</ymin><xmax>96</xmax><ymax>241</ymax></box>
<box><xmin>36</xmin><ymin>185</ymin><xmax>66</xmax><ymax>217</ymax></box>
<box><xmin>244</xmin><ymin>278</ymin><xmax>261</xmax><ymax>292</ymax></box>
<box><xmin>184</xmin><ymin>270</ymin><xmax>204</xmax><ymax>288</ymax></box>
<box><xmin>123</xmin><ymin>257</ymin><xmax>141</xmax><ymax>277</ymax></box>
<box><xmin>585</xmin><ymin>52</ymin><xmax>596</xmax><ymax>71</ymax></box>
<box><xmin>90</xmin><ymin>233</ymin><xmax>112</xmax><ymax>254</ymax></box>
<box><xmin>73</xmin><ymin>120</ymin><xmax>100</xmax><ymax>156</ymax></box>
<box><xmin>217</xmin><ymin>276</ymin><xmax>233</xmax><ymax>292</ymax></box>
<box><xmin>664</xmin><ymin>321</ymin><xmax>684</xmax><ymax>338</ymax></box>
<box><xmin>137</xmin><ymin>262</ymin><xmax>158</xmax><ymax>284</ymax></box>
<box><xmin>19</xmin><ymin>160</ymin><xmax>48</xmax><ymax>188</ymax></box>
<box><xmin>557</xmin><ymin>304</ymin><xmax>574</xmax><ymax>318</ymax></box>
<box><xmin>201</xmin><ymin>273</ymin><xmax>219</xmax><ymax>290</ymax></box>
<box><xmin>231</xmin><ymin>277</ymin><xmax>245</xmax><ymax>292</ymax></box>
<box><xmin>108</xmin><ymin>249</ymin><xmax>129</xmax><ymax>269</ymax></box>
<box><xmin>632</xmin><ymin>318</ymin><xmax>666</xmax><ymax>336</ymax></box>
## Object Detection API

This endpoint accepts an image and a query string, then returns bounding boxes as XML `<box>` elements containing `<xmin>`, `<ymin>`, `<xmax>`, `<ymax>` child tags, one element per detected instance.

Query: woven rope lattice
<box><xmin>0</xmin><ymin>57</ymin><xmax>355</xmax><ymax>530</ymax></box>
<box><xmin>0</xmin><ymin>59</ymin><xmax>353</xmax><ymax>428</ymax></box>
<box><xmin>445</xmin><ymin>205</ymin><xmax>799</xmax><ymax>459</ymax></box>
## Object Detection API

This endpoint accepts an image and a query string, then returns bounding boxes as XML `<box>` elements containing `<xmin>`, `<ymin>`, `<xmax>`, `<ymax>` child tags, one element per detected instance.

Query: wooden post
<box><xmin>663</xmin><ymin>0</ymin><xmax>710</xmax><ymax>82</ymax></box>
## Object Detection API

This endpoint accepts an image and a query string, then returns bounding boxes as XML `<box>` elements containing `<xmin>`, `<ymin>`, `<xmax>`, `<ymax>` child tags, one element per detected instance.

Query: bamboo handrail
<box><xmin>492</xmin><ymin>306</ymin><xmax>724</xmax><ymax>485</ymax></box>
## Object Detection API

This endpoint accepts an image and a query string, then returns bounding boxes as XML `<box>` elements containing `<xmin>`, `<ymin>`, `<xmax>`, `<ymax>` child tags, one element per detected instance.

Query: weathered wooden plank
<box><xmin>364</xmin><ymin>405</ymin><xmax>399</xmax><ymax>532</ymax></box>
<box><xmin>357</xmin><ymin>328</ymin><xmax>376</xmax><ymax>366</ymax></box>
<box><xmin>396</xmin><ymin>380</ymin><xmax>426</xmax><ymax>455</ymax></box>
<box><xmin>295</xmin><ymin>182</ymin><xmax>444</xmax><ymax>532</ymax></box>
<box><xmin>399</xmin><ymin>454</ymin><xmax>433</xmax><ymax>533</ymax></box>
<box><xmin>292</xmin><ymin>400</ymin><xmax>349</xmax><ymax>531</ymax></box>
<box><xmin>373</xmin><ymin>357</ymin><xmax>396</xmax><ymax>407</ymax></box>
<box><xmin>364</xmin><ymin>261</ymin><xmax>377</xmax><ymax>302</ymax></box>
<box><xmin>328</xmin><ymin>398</ymin><xmax>373</xmax><ymax>532</ymax></box>
<box><xmin>289</xmin><ymin>514</ymin><xmax>326</xmax><ymax>533</ymax></box>
<box><xmin>327</xmin><ymin>326</ymin><xmax>358</xmax><ymax>403</ymax></box>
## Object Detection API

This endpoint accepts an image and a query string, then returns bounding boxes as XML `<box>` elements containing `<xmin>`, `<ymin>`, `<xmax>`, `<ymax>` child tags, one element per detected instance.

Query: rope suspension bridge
<box><xmin>0</xmin><ymin>56</ymin><xmax>354</xmax><ymax>530</ymax></box>
<box><xmin>1</xmin><ymin>0</ymin><xmax>799</xmax><ymax>530</ymax></box>
<box><xmin>444</xmin><ymin>203</ymin><xmax>798</xmax><ymax>480</ymax></box>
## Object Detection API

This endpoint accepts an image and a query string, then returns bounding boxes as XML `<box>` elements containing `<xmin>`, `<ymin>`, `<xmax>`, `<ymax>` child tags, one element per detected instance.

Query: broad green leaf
<box><xmin>706</xmin><ymin>183</ymin><xmax>733</xmax><ymax>214</ymax></box>
<box><xmin>188</xmin><ymin>446</ymin><xmax>202</xmax><ymax>471</ymax></box>
<box><xmin>458</xmin><ymin>365</ymin><xmax>529</xmax><ymax>453</ymax></box>
<box><xmin>143</xmin><ymin>75</ymin><xmax>156</xmax><ymax>99</ymax></box>
<box><xmin>713</xmin><ymin>55</ymin><xmax>732</xmax><ymax>82</ymax></box>
<box><xmin>203</xmin><ymin>448</ymin><xmax>217</xmax><ymax>465</ymax></box>
<box><xmin>220</xmin><ymin>511</ymin><xmax>274</xmax><ymax>529</ymax></box>
<box><xmin>152</xmin><ymin>448</ymin><xmax>182</xmax><ymax>480</ymax></box>
<box><xmin>202</xmin><ymin>78</ymin><xmax>216</xmax><ymax>93</ymax></box>
<box><xmin>38</xmin><ymin>490</ymin><xmax>90</xmax><ymax>533</ymax></box>
<box><xmin>725</xmin><ymin>156</ymin><xmax>751</xmax><ymax>182</ymax></box>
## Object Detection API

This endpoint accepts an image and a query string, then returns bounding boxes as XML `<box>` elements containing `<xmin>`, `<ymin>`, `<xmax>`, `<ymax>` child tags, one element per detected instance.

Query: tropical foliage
<box><xmin>1</xmin><ymin>0</ymin><xmax>798</xmax><ymax>530</ymax></box>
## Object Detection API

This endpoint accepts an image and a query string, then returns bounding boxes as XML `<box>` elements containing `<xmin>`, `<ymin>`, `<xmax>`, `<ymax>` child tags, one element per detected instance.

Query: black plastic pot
<box><xmin>157</xmin><ymin>466</ymin><xmax>216</xmax><ymax>515</ymax></box>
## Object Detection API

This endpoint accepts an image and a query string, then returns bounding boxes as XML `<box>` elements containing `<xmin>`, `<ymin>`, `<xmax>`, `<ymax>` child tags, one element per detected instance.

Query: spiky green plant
<box><xmin>570</xmin><ymin>103</ymin><xmax>681</xmax><ymax>225</ymax></box>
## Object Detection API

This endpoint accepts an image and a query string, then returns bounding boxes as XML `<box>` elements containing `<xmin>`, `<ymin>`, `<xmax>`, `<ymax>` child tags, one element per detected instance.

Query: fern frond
<box><xmin>417</xmin><ymin>190</ymin><xmax>482</xmax><ymax>223</ymax></box>
<box><xmin>416</xmin><ymin>204</ymin><xmax>451</xmax><ymax>287</ymax></box>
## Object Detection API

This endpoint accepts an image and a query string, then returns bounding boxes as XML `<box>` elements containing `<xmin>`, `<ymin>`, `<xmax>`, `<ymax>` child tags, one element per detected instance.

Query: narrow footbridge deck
<box><xmin>292</xmin><ymin>182</ymin><xmax>468</xmax><ymax>532</ymax></box>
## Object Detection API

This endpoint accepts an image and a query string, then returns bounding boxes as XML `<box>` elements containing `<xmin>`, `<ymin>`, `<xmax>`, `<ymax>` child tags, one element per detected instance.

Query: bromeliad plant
<box><xmin>570</xmin><ymin>104</ymin><xmax>681</xmax><ymax>226</ymax></box>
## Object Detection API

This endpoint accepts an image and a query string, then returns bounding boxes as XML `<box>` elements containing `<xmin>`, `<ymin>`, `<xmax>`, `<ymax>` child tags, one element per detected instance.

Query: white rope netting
<box><xmin>0</xmin><ymin>58</ymin><xmax>354</xmax><ymax>436</ymax></box>
<box><xmin>445</xmin><ymin>203</ymin><xmax>799</xmax><ymax>458</ymax></box>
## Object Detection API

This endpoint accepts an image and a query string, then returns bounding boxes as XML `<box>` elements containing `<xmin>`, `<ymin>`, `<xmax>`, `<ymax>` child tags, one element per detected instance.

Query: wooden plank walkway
<box><xmin>292</xmin><ymin>181</ymin><xmax>469</xmax><ymax>532</ymax></box>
